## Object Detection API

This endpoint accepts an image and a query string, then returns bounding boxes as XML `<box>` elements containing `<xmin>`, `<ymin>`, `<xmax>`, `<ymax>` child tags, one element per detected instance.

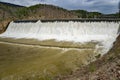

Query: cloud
<box><xmin>0</xmin><ymin>0</ymin><xmax>119</xmax><ymax>14</ymax></box>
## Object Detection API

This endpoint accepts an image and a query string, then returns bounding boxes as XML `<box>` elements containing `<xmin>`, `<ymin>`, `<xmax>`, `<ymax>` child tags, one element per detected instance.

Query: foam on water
<box><xmin>0</xmin><ymin>20</ymin><xmax>119</xmax><ymax>55</ymax></box>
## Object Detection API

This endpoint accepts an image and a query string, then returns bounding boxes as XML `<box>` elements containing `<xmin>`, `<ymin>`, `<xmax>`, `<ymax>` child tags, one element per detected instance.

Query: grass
<box><xmin>0</xmin><ymin>40</ymin><xmax>97</xmax><ymax>80</ymax></box>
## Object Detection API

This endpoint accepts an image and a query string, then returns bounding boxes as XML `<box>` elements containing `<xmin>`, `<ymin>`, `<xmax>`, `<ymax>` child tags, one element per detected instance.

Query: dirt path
<box><xmin>0</xmin><ymin>41</ymin><xmax>94</xmax><ymax>50</ymax></box>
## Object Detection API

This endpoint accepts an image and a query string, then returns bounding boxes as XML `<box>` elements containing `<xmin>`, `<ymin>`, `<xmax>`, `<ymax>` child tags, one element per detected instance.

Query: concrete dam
<box><xmin>0</xmin><ymin>19</ymin><xmax>120</xmax><ymax>55</ymax></box>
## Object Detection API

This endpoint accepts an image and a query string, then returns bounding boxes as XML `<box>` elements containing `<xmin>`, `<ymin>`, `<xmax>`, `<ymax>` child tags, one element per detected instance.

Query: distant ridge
<box><xmin>0</xmin><ymin>1</ymin><xmax>24</xmax><ymax>7</ymax></box>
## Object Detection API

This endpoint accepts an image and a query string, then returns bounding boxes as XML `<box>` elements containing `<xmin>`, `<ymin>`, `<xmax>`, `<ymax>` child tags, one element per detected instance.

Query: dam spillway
<box><xmin>0</xmin><ymin>20</ymin><xmax>119</xmax><ymax>55</ymax></box>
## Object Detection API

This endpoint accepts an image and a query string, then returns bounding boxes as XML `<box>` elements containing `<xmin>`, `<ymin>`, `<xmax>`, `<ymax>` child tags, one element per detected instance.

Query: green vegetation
<box><xmin>88</xmin><ymin>12</ymin><xmax>102</xmax><ymax>18</ymax></box>
<box><xmin>72</xmin><ymin>10</ymin><xmax>88</xmax><ymax>18</ymax></box>
<box><xmin>29</xmin><ymin>4</ymin><xmax>67</xmax><ymax>11</ymax></box>
<box><xmin>16</xmin><ymin>8</ymin><xmax>29</xmax><ymax>18</ymax></box>
<box><xmin>14</xmin><ymin>3</ymin><xmax>69</xmax><ymax>19</ymax></box>
<box><xmin>29</xmin><ymin>4</ymin><xmax>43</xmax><ymax>10</ymax></box>
<box><xmin>0</xmin><ymin>2</ymin><xmax>23</xmax><ymax>20</ymax></box>
<box><xmin>104</xmin><ymin>12</ymin><xmax>119</xmax><ymax>18</ymax></box>
<box><xmin>71</xmin><ymin>10</ymin><xmax>102</xmax><ymax>18</ymax></box>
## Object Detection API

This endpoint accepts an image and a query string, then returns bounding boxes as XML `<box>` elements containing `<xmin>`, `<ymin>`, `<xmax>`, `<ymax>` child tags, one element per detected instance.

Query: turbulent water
<box><xmin>0</xmin><ymin>20</ymin><xmax>119</xmax><ymax>54</ymax></box>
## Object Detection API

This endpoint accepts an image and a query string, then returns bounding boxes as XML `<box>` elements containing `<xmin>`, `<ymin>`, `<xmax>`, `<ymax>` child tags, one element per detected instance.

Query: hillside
<box><xmin>0</xmin><ymin>2</ymin><xmax>24</xmax><ymax>21</ymax></box>
<box><xmin>71</xmin><ymin>10</ymin><xmax>102</xmax><ymax>18</ymax></box>
<box><xmin>15</xmin><ymin>4</ymin><xmax>78</xmax><ymax>20</ymax></box>
<box><xmin>0</xmin><ymin>2</ymin><xmax>77</xmax><ymax>33</ymax></box>
<box><xmin>0</xmin><ymin>2</ymin><xmax>77</xmax><ymax>20</ymax></box>
<box><xmin>0</xmin><ymin>2</ymin><xmax>24</xmax><ymax>33</ymax></box>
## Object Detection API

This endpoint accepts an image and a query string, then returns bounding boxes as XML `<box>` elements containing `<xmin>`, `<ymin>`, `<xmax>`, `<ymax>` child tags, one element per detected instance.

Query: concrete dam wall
<box><xmin>0</xmin><ymin>20</ymin><xmax>119</xmax><ymax>55</ymax></box>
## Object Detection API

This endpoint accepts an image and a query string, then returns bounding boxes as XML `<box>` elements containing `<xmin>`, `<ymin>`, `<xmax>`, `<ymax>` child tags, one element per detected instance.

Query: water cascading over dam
<box><xmin>0</xmin><ymin>20</ymin><xmax>119</xmax><ymax>55</ymax></box>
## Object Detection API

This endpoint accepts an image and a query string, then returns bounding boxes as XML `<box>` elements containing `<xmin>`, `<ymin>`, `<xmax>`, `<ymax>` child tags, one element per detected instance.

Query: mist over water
<box><xmin>0</xmin><ymin>20</ymin><xmax>119</xmax><ymax>54</ymax></box>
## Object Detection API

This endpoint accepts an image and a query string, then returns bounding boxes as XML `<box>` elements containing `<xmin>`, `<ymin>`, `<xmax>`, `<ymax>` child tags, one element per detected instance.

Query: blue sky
<box><xmin>0</xmin><ymin>0</ymin><xmax>119</xmax><ymax>14</ymax></box>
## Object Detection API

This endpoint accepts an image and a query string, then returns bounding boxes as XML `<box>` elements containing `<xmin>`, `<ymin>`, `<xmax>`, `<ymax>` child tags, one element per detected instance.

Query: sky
<box><xmin>0</xmin><ymin>0</ymin><xmax>119</xmax><ymax>14</ymax></box>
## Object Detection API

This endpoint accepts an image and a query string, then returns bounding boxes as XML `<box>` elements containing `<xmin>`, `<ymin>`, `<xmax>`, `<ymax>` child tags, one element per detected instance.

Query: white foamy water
<box><xmin>0</xmin><ymin>20</ymin><xmax>119</xmax><ymax>54</ymax></box>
